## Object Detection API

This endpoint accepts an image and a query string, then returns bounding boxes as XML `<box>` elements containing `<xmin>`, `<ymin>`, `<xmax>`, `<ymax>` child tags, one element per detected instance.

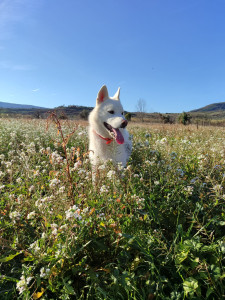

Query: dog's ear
<box><xmin>112</xmin><ymin>87</ymin><xmax>120</xmax><ymax>101</ymax></box>
<box><xmin>96</xmin><ymin>85</ymin><xmax>109</xmax><ymax>105</ymax></box>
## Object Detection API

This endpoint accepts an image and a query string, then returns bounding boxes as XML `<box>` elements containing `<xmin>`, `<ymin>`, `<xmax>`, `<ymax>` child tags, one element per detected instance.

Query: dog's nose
<box><xmin>120</xmin><ymin>120</ymin><xmax>128</xmax><ymax>128</ymax></box>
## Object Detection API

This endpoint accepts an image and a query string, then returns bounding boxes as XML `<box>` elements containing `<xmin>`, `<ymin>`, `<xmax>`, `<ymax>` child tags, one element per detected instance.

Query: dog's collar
<box><xmin>93</xmin><ymin>130</ymin><xmax>113</xmax><ymax>144</ymax></box>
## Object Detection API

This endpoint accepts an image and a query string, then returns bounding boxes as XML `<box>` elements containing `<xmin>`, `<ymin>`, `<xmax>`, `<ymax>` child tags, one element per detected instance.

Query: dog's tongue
<box><xmin>112</xmin><ymin>128</ymin><xmax>124</xmax><ymax>144</ymax></box>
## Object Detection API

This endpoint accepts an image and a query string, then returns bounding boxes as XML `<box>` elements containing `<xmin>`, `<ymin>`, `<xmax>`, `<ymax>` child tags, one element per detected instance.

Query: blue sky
<box><xmin>0</xmin><ymin>0</ymin><xmax>225</xmax><ymax>113</ymax></box>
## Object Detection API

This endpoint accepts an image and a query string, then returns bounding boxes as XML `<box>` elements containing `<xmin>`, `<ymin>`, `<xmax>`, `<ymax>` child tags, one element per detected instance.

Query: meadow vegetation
<box><xmin>0</xmin><ymin>118</ymin><xmax>224</xmax><ymax>299</ymax></box>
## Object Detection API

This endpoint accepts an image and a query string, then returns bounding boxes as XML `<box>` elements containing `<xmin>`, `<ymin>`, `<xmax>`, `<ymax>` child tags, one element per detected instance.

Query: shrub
<box><xmin>178</xmin><ymin>111</ymin><xmax>192</xmax><ymax>125</ymax></box>
<box><xmin>79</xmin><ymin>109</ymin><xmax>89</xmax><ymax>120</ymax></box>
<box><xmin>125</xmin><ymin>112</ymin><xmax>132</xmax><ymax>121</ymax></box>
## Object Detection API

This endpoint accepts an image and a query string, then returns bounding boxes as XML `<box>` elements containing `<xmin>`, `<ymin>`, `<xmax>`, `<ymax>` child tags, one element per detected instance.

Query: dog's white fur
<box><xmin>88</xmin><ymin>85</ymin><xmax>132</xmax><ymax>168</ymax></box>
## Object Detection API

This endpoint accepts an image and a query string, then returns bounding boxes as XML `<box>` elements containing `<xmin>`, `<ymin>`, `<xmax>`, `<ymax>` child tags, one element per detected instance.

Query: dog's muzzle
<box><xmin>103</xmin><ymin>120</ymin><xmax>128</xmax><ymax>145</ymax></box>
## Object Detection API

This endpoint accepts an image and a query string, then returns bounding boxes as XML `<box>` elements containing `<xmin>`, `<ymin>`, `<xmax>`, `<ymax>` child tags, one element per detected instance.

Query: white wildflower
<box><xmin>117</xmin><ymin>162</ymin><xmax>124</xmax><ymax>171</ymax></box>
<box><xmin>16</xmin><ymin>177</ymin><xmax>22</xmax><ymax>184</ymax></box>
<box><xmin>9</xmin><ymin>211</ymin><xmax>21</xmax><ymax>222</ymax></box>
<box><xmin>100</xmin><ymin>185</ymin><xmax>109</xmax><ymax>193</ymax></box>
<box><xmin>0</xmin><ymin>154</ymin><xmax>5</xmax><ymax>160</ymax></box>
<box><xmin>58</xmin><ymin>186</ymin><xmax>65</xmax><ymax>193</ymax></box>
<box><xmin>46</xmin><ymin>147</ymin><xmax>51</xmax><ymax>154</ymax></box>
<box><xmin>83</xmin><ymin>207</ymin><xmax>89</xmax><ymax>214</ymax></box>
<box><xmin>5</xmin><ymin>161</ymin><xmax>12</xmax><ymax>168</ymax></box>
<box><xmin>16</xmin><ymin>275</ymin><xmax>26</xmax><ymax>294</ymax></box>
<box><xmin>9</xmin><ymin>194</ymin><xmax>15</xmax><ymax>200</ymax></box>
<box><xmin>184</xmin><ymin>186</ymin><xmax>193</xmax><ymax>195</ymax></box>
<box><xmin>7</xmin><ymin>169</ymin><xmax>12</xmax><ymax>174</ymax></box>
<box><xmin>41</xmin><ymin>232</ymin><xmax>47</xmax><ymax>239</ymax></box>
<box><xmin>159</xmin><ymin>138</ymin><xmax>167</xmax><ymax>144</ymax></box>
<box><xmin>49</xmin><ymin>178</ymin><xmax>60</xmax><ymax>188</ymax></box>
<box><xmin>10</xmin><ymin>132</ymin><xmax>16</xmax><ymax>138</ymax></box>
<box><xmin>39</xmin><ymin>147</ymin><xmax>45</xmax><ymax>154</ymax></box>
<box><xmin>40</xmin><ymin>267</ymin><xmax>51</xmax><ymax>278</ymax></box>
<box><xmin>26</xmin><ymin>277</ymin><xmax>33</xmax><ymax>285</ymax></box>
<box><xmin>35</xmin><ymin>199</ymin><xmax>42</xmax><ymax>207</ymax></box>
<box><xmin>17</xmin><ymin>195</ymin><xmax>23</xmax><ymax>204</ymax></box>
<box><xmin>98</xmin><ymin>213</ymin><xmax>105</xmax><ymax>219</ymax></box>
<box><xmin>65</xmin><ymin>205</ymin><xmax>82</xmax><ymax>220</ymax></box>
<box><xmin>51</xmin><ymin>223</ymin><xmax>58</xmax><ymax>236</ymax></box>
<box><xmin>27</xmin><ymin>142</ymin><xmax>36</xmax><ymax>154</ymax></box>
<box><xmin>74</xmin><ymin>160</ymin><xmax>82</xmax><ymax>169</ymax></box>
<box><xmin>98</xmin><ymin>164</ymin><xmax>106</xmax><ymax>170</ymax></box>
<box><xmin>29</xmin><ymin>240</ymin><xmax>40</xmax><ymax>254</ymax></box>
<box><xmin>27</xmin><ymin>211</ymin><xmax>36</xmax><ymax>220</ymax></box>
<box><xmin>107</xmin><ymin>170</ymin><xmax>116</xmax><ymax>179</ymax></box>
<box><xmin>145</xmin><ymin>160</ymin><xmax>154</xmax><ymax>166</ymax></box>
<box><xmin>60</xmin><ymin>224</ymin><xmax>68</xmax><ymax>231</ymax></box>
<box><xmin>213</xmin><ymin>184</ymin><xmax>222</xmax><ymax>192</ymax></box>
<box><xmin>78</xmin><ymin>169</ymin><xmax>86</xmax><ymax>175</ymax></box>
<box><xmin>29</xmin><ymin>185</ymin><xmax>35</xmax><ymax>193</ymax></box>
<box><xmin>34</xmin><ymin>170</ymin><xmax>40</xmax><ymax>177</ymax></box>
<box><xmin>35</xmin><ymin>196</ymin><xmax>51</xmax><ymax>208</ymax></box>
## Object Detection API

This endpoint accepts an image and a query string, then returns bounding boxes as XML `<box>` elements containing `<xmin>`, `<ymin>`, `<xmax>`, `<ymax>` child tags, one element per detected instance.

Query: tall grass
<box><xmin>0</xmin><ymin>119</ymin><xmax>224</xmax><ymax>299</ymax></box>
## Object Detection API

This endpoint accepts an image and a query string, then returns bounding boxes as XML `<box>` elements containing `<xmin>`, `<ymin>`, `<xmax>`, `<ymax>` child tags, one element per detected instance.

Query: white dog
<box><xmin>88</xmin><ymin>85</ymin><xmax>132</xmax><ymax>169</ymax></box>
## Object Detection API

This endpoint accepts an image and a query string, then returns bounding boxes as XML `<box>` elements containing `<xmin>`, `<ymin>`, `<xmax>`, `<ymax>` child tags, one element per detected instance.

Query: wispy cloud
<box><xmin>0</xmin><ymin>60</ymin><xmax>34</xmax><ymax>71</ymax></box>
<box><xmin>0</xmin><ymin>0</ymin><xmax>40</xmax><ymax>39</ymax></box>
<box><xmin>32</xmin><ymin>88</ymin><xmax>40</xmax><ymax>92</ymax></box>
<box><xmin>0</xmin><ymin>0</ymin><xmax>23</xmax><ymax>33</ymax></box>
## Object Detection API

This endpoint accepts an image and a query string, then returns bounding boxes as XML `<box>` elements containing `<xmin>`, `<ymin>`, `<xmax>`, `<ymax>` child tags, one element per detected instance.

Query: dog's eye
<box><xmin>108</xmin><ymin>110</ymin><xmax>114</xmax><ymax>114</ymax></box>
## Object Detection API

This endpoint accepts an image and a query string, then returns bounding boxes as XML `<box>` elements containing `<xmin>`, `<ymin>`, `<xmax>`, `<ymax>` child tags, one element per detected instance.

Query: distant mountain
<box><xmin>0</xmin><ymin>101</ymin><xmax>46</xmax><ymax>109</ymax></box>
<box><xmin>0</xmin><ymin>102</ymin><xmax>94</xmax><ymax>118</ymax></box>
<box><xmin>191</xmin><ymin>102</ymin><xmax>225</xmax><ymax>113</ymax></box>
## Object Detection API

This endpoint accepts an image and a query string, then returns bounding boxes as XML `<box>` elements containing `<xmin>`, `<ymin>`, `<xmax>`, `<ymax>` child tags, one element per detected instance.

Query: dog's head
<box><xmin>90</xmin><ymin>85</ymin><xmax>128</xmax><ymax>145</ymax></box>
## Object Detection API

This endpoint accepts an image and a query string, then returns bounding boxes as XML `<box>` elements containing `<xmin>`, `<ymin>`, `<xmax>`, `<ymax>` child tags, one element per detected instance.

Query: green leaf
<box><xmin>23</xmin><ymin>255</ymin><xmax>35</xmax><ymax>262</ymax></box>
<box><xmin>62</xmin><ymin>277</ymin><xmax>75</xmax><ymax>295</ymax></box>
<box><xmin>190</xmin><ymin>257</ymin><xmax>199</xmax><ymax>268</ymax></box>
<box><xmin>64</xmin><ymin>282</ymin><xmax>75</xmax><ymax>295</ymax></box>
<box><xmin>210</xmin><ymin>265</ymin><xmax>221</xmax><ymax>280</ymax></box>
<box><xmin>206</xmin><ymin>287</ymin><xmax>214</xmax><ymax>298</ymax></box>
<box><xmin>183</xmin><ymin>277</ymin><xmax>199</xmax><ymax>296</ymax></box>
<box><xmin>175</xmin><ymin>249</ymin><xmax>190</xmax><ymax>264</ymax></box>
<box><xmin>219</xmin><ymin>241</ymin><xmax>225</xmax><ymax>253</ymax></box>
<box><xmin>36</xmin><ymin>276</ymin><xmax>41</xmax><ymax>288</ymax></box>
<box><xmin>198</xmin><ymin>271</ymin><xmax>208</xmax><ymax>280</ymax></box>
<box><xmin>0</xmin><ymin>275</ymin><xmax>18</xmax><ymax>283</ymax></box>
<box><xmin>0</xmin><ymin>251</ymin><xmax>22</xmax><ymax>262</ymax></box>
<box><xmin>218</xmin><ymin>221</ymin><xmax>225</xmax><ymax>226</ymax></box>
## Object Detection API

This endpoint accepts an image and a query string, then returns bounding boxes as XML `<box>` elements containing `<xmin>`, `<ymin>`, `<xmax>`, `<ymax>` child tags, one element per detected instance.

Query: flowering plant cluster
<box><xmin>0</xmin><ymin>119</ymin><xmax>224</xmax><ymax>299</ymax></box>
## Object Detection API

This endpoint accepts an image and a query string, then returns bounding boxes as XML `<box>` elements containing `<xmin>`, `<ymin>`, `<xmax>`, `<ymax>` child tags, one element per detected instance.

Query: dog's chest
<box><xmin>90</xmin><ymin>137</ymin><xmax>129</xmax><ymax>165</ymax></box>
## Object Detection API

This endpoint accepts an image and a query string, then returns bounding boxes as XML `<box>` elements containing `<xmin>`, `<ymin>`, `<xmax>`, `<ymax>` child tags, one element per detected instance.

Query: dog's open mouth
<box><xmin>104</xmin><ymin>122</ymin><xmax>124</xmax><ymax>144</ymax></box>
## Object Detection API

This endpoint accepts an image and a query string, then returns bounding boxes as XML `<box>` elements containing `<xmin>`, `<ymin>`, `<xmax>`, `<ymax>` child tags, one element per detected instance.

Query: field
<box><xmin>0</xmin><ymin>117</ymin><xmax>224</xmax><ymax>299</ymax></box>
